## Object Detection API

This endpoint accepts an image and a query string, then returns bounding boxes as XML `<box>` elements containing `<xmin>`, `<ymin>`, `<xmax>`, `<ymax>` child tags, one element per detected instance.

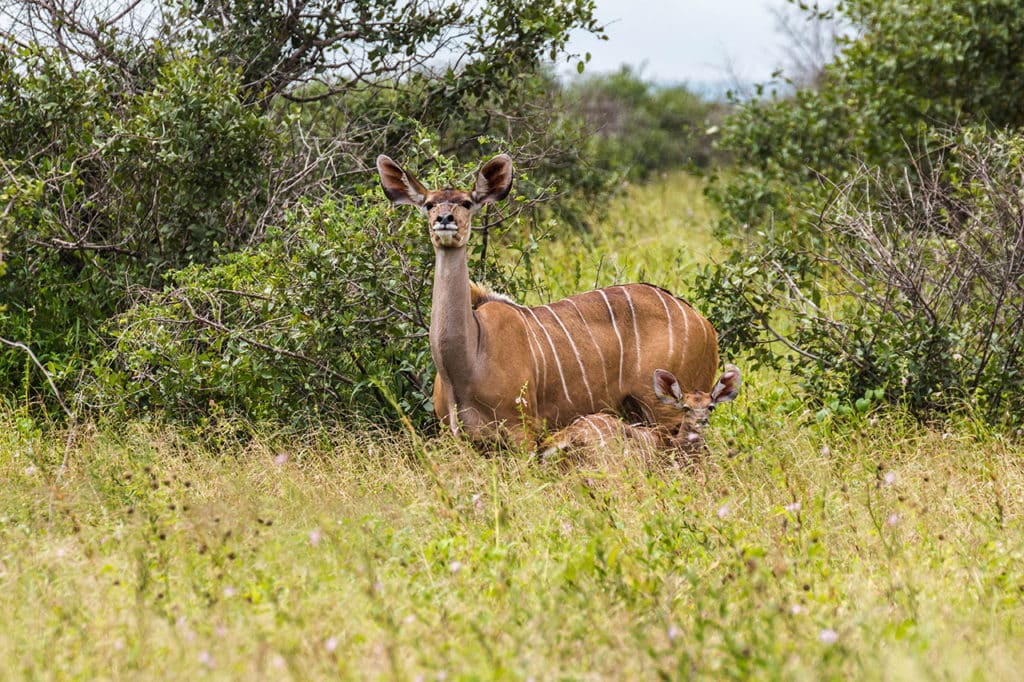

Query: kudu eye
<box><xmin>461</xmin><ymin>200</ymin><xmax>473</xmax><ymax>209</ymax></box>
<box><xmin>424</xmin><ymin>202</ymin><xmax>434</xmax><ymax>210</ymax></box>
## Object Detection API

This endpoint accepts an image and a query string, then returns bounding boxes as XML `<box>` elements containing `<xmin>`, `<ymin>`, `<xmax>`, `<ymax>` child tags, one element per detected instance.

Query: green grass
<box><xmin>3</xmin><ymin>172</ymin><xmax>1024</xmax><ymax>680</ymax></box>
<box><xmin>515</xmin><ymin>172</ymin><xmax>720</xmax><ymax>304</ymax></box>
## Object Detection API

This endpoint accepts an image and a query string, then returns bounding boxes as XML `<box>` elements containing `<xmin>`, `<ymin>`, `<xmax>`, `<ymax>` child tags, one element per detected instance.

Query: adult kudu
<box><xmin>376</xmin><ymin>153</ymin><xmax>720</xmax><ymax>447</ymax></box>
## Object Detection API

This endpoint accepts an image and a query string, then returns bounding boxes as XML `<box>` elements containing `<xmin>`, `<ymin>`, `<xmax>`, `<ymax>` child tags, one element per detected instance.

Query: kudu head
<box><xmin>376</xmin><ymin>154</ymin><xmax>514</xmax><ymax>249</ymax></box>
<box><xmin>651</xmin><ymin>364</ymin><xmax>742</xmax><ymax>452</ymax></box>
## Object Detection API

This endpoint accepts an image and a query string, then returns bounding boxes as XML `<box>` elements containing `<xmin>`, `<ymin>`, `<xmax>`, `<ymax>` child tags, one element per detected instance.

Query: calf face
<box><xmin>652</xmin><ymin>364</ymin><xmax>742</xmax><ymax>453</ymax></box>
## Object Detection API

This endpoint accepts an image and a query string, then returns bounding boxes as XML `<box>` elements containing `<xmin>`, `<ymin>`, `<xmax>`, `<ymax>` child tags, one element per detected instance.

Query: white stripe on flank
<box><xmin>653</xmin><ymin>287</ymin><xmax>674</xmax><ymax>357</ymax></box>
<box><xmin>621</xmin><ymin>286</ymin><xmax>642</xmax><ymax>373</ymax></box>
<box><xmin>566</xmin><ymin>298</ymin><xmax>610</xmax><ymax>401</ymax></box>
<box><xmin>526</xmin><ymin>307</ymin><xmax>572</xmax><ymax>404</ymax></box>
<box><xmin>517</xmin><ymin>308</ymin><xmax>548</xmax><ymax>389</ymax></box>
<box><xmin>544</xmin><ymin>304</ymin><xmax>595</xmax><ymax>410</ymax></box>
<box><xmin>540</xmin><ymin>303</ymin><xmax>598</xmax><ymax>409</ymax></box>
<box><xmin>515</xmin><ymin>308</ymin><xmax>540</xmax><ymax>389</ymax></box>
<box><xmin>583</xmin><ymin>416</ymin><xmax>608</xmax><ymax>447</ymax></box>
<box><xmin>671</xmin><ymin>296</ymin><xmax>690</xmax><ymax>348</ymax></box>
<box><xmin>597</xmin><ymin>289</ymin><xmax>625</xmax><ymax>391</ymax></box>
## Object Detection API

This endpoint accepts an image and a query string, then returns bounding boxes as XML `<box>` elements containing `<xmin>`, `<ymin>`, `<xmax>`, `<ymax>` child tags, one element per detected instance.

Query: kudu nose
<box><xmin>436</xmin><ymin>213</ymin><xmax>455</xmax><ymax>226</ymax></box>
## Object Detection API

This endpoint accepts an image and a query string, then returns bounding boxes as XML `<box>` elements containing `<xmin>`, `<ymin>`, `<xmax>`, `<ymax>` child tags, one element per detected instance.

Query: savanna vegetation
<box><xmin>3</xmin><ymin>0</ymin><xmax>1024</xmax><ymax>678</ymax></box>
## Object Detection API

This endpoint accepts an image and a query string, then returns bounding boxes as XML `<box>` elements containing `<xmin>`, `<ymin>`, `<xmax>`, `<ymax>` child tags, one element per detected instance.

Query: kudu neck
<box><xmin>431</xmin><ymin>246</ymin><xmax>478</xmax><ymax>387</ymax></box>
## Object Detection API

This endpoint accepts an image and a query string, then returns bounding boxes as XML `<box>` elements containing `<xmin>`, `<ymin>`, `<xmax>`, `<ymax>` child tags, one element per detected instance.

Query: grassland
<box><xmin>3</xmin><ymin>173</ymin><xmax>1023</xmax><ymax>680</ymax></box>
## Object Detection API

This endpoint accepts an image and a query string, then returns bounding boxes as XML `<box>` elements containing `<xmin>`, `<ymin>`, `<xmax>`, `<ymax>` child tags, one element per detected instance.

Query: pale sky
<box><xmin>567</xmin><ymin>0</ymin><xmax>794</xmax><ymax>87</ymax></box>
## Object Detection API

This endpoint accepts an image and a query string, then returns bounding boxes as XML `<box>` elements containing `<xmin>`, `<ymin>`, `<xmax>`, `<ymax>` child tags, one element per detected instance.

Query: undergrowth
<box><xmin>2</xmin><ymin>394</ymin><xmax>1022</xmax><ymax>679</ymax></box>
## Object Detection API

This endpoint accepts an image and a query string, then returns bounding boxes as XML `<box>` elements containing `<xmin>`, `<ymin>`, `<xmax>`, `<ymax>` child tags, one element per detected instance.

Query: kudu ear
<box><xmin>711</xmin><ymin>364</ymin><xmax>742</xmax><ymax>404</ymax></box>
<box><xmin>376</xmin><ymin>154</ymin><xmax>429</xmax><ymax>207</ymax></box>
<box><xmin>471</xmin><ymin>154</ymin><xmax>513</xmax><ymax>205</ymax></box>
<box><xmin>653</xmin><ymin>368</ymin><xmax>683</xmax><ymax>405</ymax></box>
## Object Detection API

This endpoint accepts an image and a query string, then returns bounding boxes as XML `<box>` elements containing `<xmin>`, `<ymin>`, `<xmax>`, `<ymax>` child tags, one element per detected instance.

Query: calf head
<box><xmin>652</xmin><ymin>364</ymin><xmax>742</xmax><ymax>452</ymax></box>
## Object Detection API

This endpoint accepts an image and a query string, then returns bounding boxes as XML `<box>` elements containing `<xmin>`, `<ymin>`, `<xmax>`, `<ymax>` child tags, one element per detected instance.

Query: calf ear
<box><xmin>471</xmin><ymin>154</ymin><xmax>513</xmax><ymax>205</ymax></box>
<box><xmin>711</xmin><ymin>364</ymin><xmax>742</xmax><ymax>404</ymax></box>
<box><xmin>653</xmin><ymin>368</ymin><xmax>683</xmax><ymax>405</ymax></box>
<box><xmin>376</xmin><ymin>155</ymin><xmax>429</xmax><ymax>206</ymax></box>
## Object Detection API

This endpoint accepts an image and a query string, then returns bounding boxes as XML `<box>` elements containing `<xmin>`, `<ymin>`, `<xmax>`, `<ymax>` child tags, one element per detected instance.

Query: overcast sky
<box><xmin>566</xmin><ymin>0</ymin><xmax>794</xmax><ymax>87</ymax></box>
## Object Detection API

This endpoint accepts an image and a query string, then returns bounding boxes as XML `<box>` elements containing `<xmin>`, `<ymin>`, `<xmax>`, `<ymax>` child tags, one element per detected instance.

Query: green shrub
<box><xmin>0</xmin><ymin>0</ymin><xmax>608</xmax><ymax>416</ymax></box>
<box><xmin>697</xmin><ymin>128</ymin><xmax>1024</xmax><ymax>426</ymax></box>
<box><xmin>711</xmin><ymin>0</ymin><xmax>1024</xmax><ymax>235</ymax></box>
<box><xmin>0</xmin><ymin>49</ymin><xmax>276</xmax><ymax>405</ymax></box>
<box><xmin>107</xmin><ymin>194</ymin><xmax>427</xmax><ymax>425</ymax></box>
<box><xmin>700</xmin><ymin>0</ymin><xmax>1024</xmax><ymax>428</ymax></box>
<box><xmin>565</xmin><ymin>66</ymin><xmax>726</xmax><ymax>181</ymax></box>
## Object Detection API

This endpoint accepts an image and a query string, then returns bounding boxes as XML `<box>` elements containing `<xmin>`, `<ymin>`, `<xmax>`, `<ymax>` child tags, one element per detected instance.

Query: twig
<box><xmin>0</xmin><ymin>336</ymin><xmax>76</xmax><ymax>530</ymax></box>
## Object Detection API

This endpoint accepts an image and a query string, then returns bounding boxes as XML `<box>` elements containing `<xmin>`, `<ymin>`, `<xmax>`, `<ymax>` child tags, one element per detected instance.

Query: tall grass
<box><xmin>516</xmin><ymin>172</ymin><xmax>720</xmax><ymax>304</ymax></box>
<box><xmin>2</xmin><ymin>173</ymin><xmax>1022</xmax><ymax>679</ymax></box>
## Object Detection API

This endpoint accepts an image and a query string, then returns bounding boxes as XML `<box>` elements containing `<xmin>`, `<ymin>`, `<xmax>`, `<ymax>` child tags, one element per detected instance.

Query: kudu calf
<box><xmin>539</xmin><ymin>365</ymin><xmax>741</xmax><ymax>461</ymax></box>
<box><xmin>377</xmin><ymin>153</ymin><xmax>720</xmax><ymax>447</ymax></box>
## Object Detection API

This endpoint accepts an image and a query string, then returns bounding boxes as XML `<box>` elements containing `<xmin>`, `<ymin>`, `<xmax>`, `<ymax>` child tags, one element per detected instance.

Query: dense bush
<box><xmin>565</xmin><ymin>67</ymin><xmax>725</xmax><ymax>181</ymax></box>
<box><xmin>0</xmin><ymin>51</ymin><xmax>276</xmax><ymax>400</ymax></box>
<box><xmin>0</xmin><ymin>0</ymin><xmax>607</xmax><ymax>416</ymax></box>
<box><xmin>711</xmin><ymin>0</ymin><xmax>1024</xmax><ymax>235</ymax></box>
<box><xmin>700</xmin><ymin>127</ymin><xmax>1024</xmax><ymax>426</ymax></box>
<box><xmin>105</xmin><ymin>196</ymin><xmax>424</xmax><ymax>424</ymax></box>
<box><xmin>699</xmin><ymin>1</ymin><xmax>1024</xmax><ymax>427</ymax></box>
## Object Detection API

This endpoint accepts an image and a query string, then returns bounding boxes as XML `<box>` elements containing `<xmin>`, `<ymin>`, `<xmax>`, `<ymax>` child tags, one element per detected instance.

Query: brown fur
<box><xmin>469</xmin><ymin>282</ymin><xmax>514</xmax><ymax>308</ymax></box>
